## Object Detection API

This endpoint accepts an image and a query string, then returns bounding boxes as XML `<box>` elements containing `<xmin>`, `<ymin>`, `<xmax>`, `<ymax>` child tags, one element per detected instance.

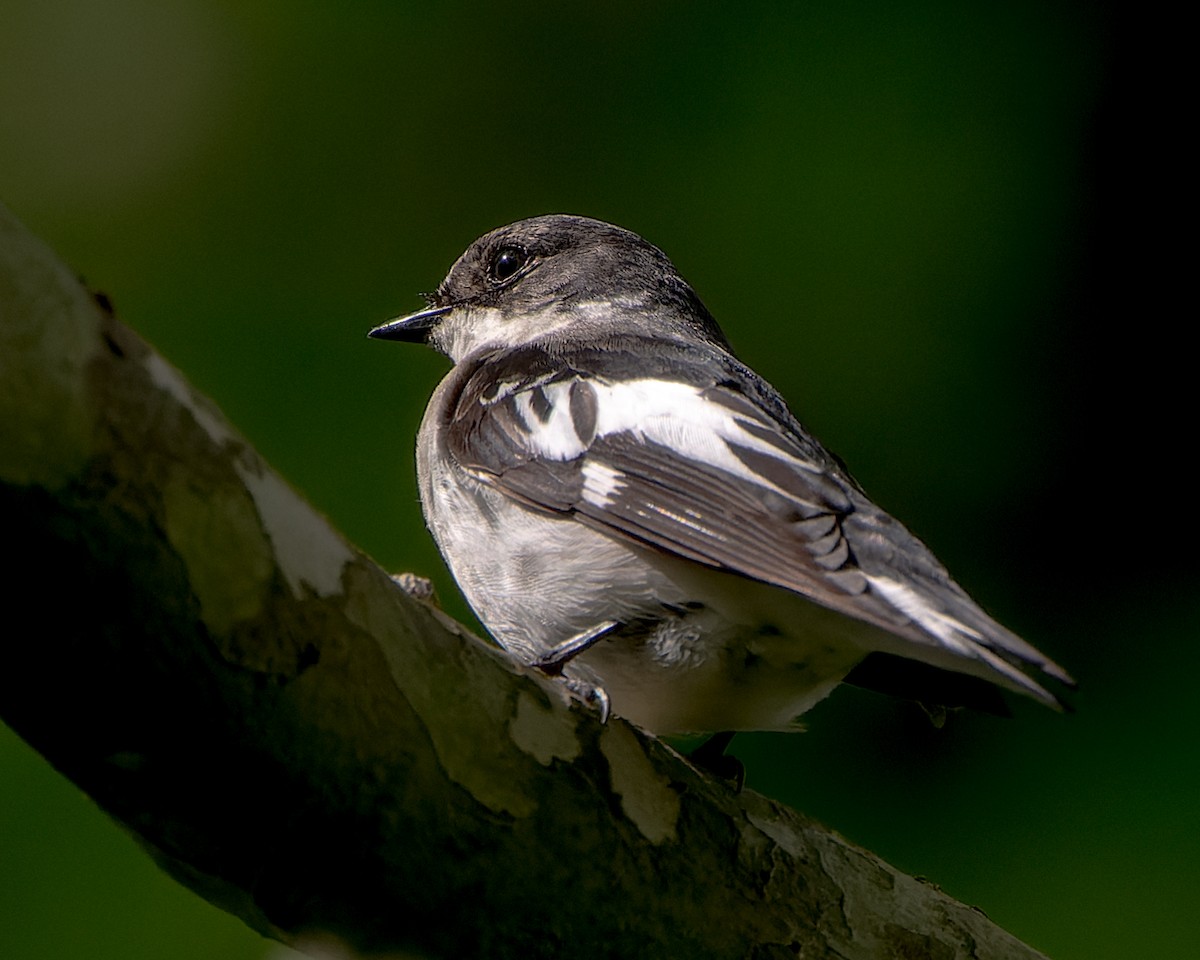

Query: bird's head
<box><xmin>369</xmin><ymin>214</ymin><xmax>730</xmax><ymax>362</ymax></box>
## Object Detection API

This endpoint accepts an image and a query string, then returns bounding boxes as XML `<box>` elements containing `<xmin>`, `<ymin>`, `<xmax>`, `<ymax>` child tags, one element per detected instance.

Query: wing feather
<box><xmin>442</xmin><ymin>340</ymin><xmax>1073</xmax><ymax>701</ymax></box>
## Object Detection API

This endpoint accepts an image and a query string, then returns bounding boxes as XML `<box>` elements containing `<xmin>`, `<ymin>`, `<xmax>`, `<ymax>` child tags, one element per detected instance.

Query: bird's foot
<box><xmin>688</xmin><ymin>731</ymin><xmax>745</xmax><ymax>791</ymax></box>
<box><xmin>560</xmin><ymin>671</ymin><xmax>611</xmax><ymax>724</ymax></box>
<box><xmin>389</xmin><ymin>572</ymin><xmax>439</xmax><ymax>606</ymax></box>
<box><xmin>531</xmin><ymin>621</ymin><xmax>621</xmax><ymax>722</ymax></box>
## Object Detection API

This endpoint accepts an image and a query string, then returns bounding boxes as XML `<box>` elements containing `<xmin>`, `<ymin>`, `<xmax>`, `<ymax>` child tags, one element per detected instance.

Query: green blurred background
<box><xmin>3</xmin><ymin>2</ymin><xmax>1191</xmax><ymax>958</ymax></box>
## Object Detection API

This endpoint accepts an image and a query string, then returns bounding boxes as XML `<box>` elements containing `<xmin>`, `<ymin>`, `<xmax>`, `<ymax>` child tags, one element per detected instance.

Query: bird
<box><xmin>368</xmin><ymin>214</ymin><xmax>1072</xmax><ymax>735</ymax></box>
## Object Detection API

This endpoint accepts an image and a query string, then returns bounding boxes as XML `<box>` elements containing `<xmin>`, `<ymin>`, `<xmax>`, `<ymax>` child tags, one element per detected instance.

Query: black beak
<box><xmin>367</xmin><ymin>304</ymin><xmax>452</xmax><ymax>343</ymax></box>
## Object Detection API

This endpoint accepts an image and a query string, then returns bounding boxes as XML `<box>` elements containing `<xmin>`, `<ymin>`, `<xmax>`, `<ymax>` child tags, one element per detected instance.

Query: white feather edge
<box><xmin>867</xmin><ymin>575</ymin><xmax>1058</xmax><ymax>704</ymax></box>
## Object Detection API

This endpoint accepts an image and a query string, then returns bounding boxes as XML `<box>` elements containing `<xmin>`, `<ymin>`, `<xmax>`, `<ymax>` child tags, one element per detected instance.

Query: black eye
<box><xmin>488</xmin><ymin>244</ymin><xmax>529</xmax><ymax>285</ymax></box>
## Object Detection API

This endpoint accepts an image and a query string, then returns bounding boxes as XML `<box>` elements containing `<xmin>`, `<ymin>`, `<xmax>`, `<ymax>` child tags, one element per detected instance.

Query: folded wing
<box><xmin>444</xmin><ymin>339</ymin><xmax>1073</xmax><ymax>705</ymax></box>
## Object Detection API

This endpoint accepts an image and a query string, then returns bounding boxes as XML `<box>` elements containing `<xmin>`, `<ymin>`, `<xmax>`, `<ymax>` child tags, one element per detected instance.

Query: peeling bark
<box><xmin>0</xmin><ymin>203</ymin><xmax>1046</xmax><ymax>960</ymax></box>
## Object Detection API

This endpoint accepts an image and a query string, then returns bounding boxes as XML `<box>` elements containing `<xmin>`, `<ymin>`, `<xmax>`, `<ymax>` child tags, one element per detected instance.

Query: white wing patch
<box><xmin>511</xmin><ymin>386</ymin><xmax>588</xmax><ymax>460</ymax></box>
<box><xmin>581</xmin><ymin>461</ymin><xmax>625</xmax><ymax>507</ymax></box>
<box><xmin>507</xmin><ymin>378</ymin><xmax>816</xmax><ymax>501</ymax></box>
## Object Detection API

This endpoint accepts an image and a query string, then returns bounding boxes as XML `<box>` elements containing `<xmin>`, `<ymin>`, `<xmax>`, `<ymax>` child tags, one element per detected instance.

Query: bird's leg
<box><xmin>533</xmin><ymin>620</ymin><xmax>622</xmax><ymax>724</ymax></box>
<box><xmin>688</xmin><ymin>731</ymin><xmax>745</xmax><ymax>790</ymax></box>
<box><xmin>532</xmin><ymin>619</ymin><xmax>622</xmax><ymax>674</ymax></box>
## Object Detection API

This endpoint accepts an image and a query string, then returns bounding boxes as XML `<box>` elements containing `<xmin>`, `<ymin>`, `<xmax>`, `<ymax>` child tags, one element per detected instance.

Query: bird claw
<box><xmin>561</xmin><ymin>674</ymin><xmax>611</xmax><ymax>724</ymax></box>
<box><xmin>530</xmin><ymin>621</ymin><xmax>620</xmax><ymax>722</ymax></box>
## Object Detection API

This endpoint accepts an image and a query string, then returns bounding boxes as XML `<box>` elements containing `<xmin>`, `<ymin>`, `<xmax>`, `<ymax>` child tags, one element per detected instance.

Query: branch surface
<box><xmin>0</xmin><ymin>203</ymin><xmax>1046</xmax><ymax>960</ymax></box>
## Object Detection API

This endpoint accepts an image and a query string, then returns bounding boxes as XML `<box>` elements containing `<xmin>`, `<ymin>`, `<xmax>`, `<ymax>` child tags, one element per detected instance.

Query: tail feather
<box><xmin>865</xmin><ymin>573</ymin><xmax>1074</xmax><ymax>709</ymax></box>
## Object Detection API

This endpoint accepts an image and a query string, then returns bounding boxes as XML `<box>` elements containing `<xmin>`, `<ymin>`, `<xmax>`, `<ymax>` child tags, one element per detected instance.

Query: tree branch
<box><xmin>0</xmin><ymin>203</ymin><xmax>1045</xmax><ymax>960</ymax></box>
